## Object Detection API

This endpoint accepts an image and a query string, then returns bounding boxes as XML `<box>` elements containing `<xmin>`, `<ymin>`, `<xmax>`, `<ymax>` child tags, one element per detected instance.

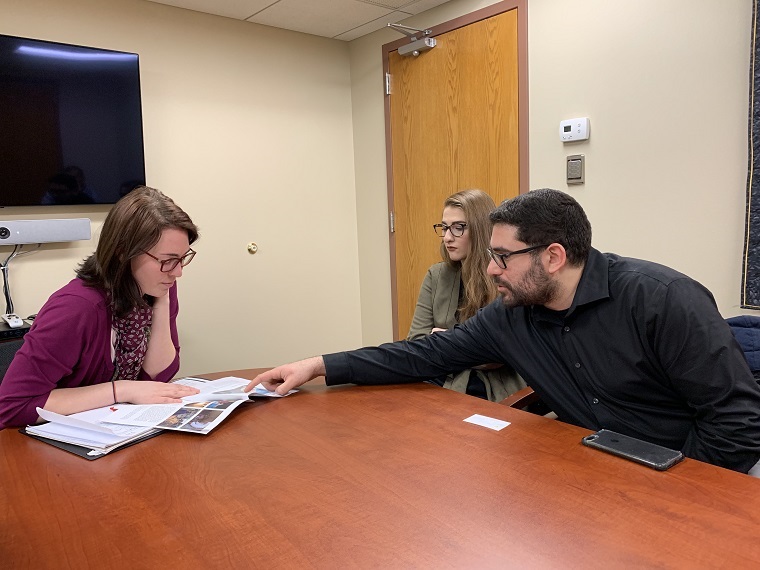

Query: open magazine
<box><xmin>104</xmin><ymin>376</ymin><xmax>296</xmax><ymax>434</ymax></box>
<box><xmin>25</xmin><ymin>376</ymin><xmax>295</xmax><ymax>457</ymax></box>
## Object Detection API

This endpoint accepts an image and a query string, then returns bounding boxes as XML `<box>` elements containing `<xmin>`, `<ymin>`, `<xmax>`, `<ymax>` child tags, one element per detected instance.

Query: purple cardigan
<box><xmin>0</xmin><ymin>278</ymin><xmax>180</xmax><ymax>429</ymax></box>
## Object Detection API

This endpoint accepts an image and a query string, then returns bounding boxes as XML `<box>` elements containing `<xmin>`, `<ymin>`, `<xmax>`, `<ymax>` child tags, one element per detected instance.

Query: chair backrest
<box><xmin>0</xmin><ymin>337</ymin><xmax>25</xmax><ymax>384</ymax></box>
<box><xmin>726</xmin><ymin>316</ymin><xmax>760</xmax><ymax>372</ymax></box>
<box><xmin>499</xmin><ymin>386</ymin><xmax>541</xmax><ymax>409</ymax></box>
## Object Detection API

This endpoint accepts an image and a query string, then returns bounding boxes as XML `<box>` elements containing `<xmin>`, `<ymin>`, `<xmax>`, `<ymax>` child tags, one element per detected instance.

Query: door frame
<box><xmin>382</xmin><ymin>0</ymin><xmax>529</xmax><ymax>339</ymax></box>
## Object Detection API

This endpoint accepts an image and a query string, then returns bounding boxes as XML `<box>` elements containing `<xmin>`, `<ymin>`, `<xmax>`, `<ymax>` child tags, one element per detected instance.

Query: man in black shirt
<box><xmin>248</xmin><ymin>189</ymin><xmax>760</xmax><ymax>473</ymax></box>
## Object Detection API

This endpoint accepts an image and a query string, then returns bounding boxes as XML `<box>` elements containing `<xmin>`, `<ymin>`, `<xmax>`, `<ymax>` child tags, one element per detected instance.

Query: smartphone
<box><xmin>581</xmin><ymin>429</ymin><xmax>684</xmax><ymax>471</ymax></box>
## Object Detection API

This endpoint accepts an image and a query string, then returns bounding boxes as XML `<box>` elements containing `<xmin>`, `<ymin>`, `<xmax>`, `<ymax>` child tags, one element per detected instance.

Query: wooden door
<box><xmin>386</xmin><ymin>3</ymin><xmax>525</xmax><ymax>340</ymax></box>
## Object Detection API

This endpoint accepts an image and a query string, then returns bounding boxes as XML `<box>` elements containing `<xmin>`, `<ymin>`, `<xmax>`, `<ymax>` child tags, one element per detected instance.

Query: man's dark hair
<box><xmin>489</xmin><ymin>188</ymin><xmax>592</xmax><ymax>266</ymax></box>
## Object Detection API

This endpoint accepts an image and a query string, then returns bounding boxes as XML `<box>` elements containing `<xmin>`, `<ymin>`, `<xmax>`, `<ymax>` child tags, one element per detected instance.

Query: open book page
<box><xmin>104</xmin><ymin>376</ymin><xmax>296</xmax><ymax>434</ymax></box>
<box><xmin>104</xmin><ymin>399</ymin><xmax>247</xmax><ymax>434</ymax></box>
<box><xmin>178</xmin><ymin>376</ymin><xmax>297</xmax><ymax>401</ymax></box>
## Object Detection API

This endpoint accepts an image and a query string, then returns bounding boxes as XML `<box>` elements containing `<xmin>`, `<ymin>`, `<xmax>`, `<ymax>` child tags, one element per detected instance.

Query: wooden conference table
<box><xmin>2</xmin><ymin>368</ymin><xmax>760</xmax><ymax>568</ymax></box>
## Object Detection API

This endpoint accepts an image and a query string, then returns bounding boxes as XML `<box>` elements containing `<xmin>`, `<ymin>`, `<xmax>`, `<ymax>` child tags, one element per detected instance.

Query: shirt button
<box><xmin>563</xmin><ymin>326</ymin><xmax>570</xmax><ymax>332</ymax></box>
<box><xmin>574</xmin><ymin>362</ymin><xmax>581</xmax><ymax>368</ymax></box>
<box><xmin>592</xmin><ymin>398</ymin><xmax>599</xmax><ymax>404</ymax></box>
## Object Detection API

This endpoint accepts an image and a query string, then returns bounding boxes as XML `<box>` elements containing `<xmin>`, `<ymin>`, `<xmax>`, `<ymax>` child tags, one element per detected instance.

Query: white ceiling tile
<box><xmin>145</xmin><ymin>0</ymin><xmax>455</xmax><ymax>40</ymax></box>
<box><xmin>146</xmin><ymin>0</ymin><xmax>277</xmax><ymax>20</ymax></box>
<box><xmin>247</xmin><ymin>0</ymin><xmax>393</xmax><ymax>39</ymax></box>
<box><xmin>400</xmin><ymin>0</ymin><xmax>452</xmax><ymax>15</ymax></box>
<box><xmin>355</xmin><ymin>0</ymin><xmax>420</xmax><ymax>9</ymax></box>
<box><xmin>334</xmin><ymin>10</ymin><xmax>411</xmax><ymax>41</ymax></box>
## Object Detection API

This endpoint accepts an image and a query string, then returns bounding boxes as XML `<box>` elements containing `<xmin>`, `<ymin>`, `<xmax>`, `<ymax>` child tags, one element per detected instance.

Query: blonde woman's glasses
<box><xmin>433</xmin><ymin>223</ymin><xmax>467</xmax><ymax>238</ymax></box>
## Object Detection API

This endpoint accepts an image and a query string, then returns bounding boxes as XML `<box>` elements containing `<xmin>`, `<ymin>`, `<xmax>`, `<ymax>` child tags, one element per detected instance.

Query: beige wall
<box><xmin>0</xmin><ymin>0</ymin><xmax>362</xmax><ymax>375</ymax></box>
<box><xmin>1</xmin><ymin>0</ymin><xmax>756</xmax><ymax>375</ymax></box>
<box><xmin>351</xmin><ymin>0</ymin><xmax>756</xmax><ymax>345</ymax></box>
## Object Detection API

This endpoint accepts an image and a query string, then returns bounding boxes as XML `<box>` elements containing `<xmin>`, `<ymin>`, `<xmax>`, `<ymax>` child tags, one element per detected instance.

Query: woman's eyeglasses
<box><xmin>143</xmin><ymin>249</ymin><xmax>196</xmax><ymax>272</ymax></box>
<box><xmin>433</xmin><ymin>223</ymin><xmax>467</xmax><ymax>238</ymax></box>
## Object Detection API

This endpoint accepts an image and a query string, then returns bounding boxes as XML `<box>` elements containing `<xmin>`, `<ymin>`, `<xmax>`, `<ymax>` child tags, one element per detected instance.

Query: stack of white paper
<box><xmin>26</xmin><ymin>406</ymin><xmax>159</xmax><ymax>456</ymax></box>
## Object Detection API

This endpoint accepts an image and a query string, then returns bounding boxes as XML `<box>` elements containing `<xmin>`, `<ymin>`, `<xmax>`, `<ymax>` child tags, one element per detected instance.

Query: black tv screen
<box><xmin>0</xmin><ymin>34</ymin><xmax>145</xmax><ymax>207</ymax></box>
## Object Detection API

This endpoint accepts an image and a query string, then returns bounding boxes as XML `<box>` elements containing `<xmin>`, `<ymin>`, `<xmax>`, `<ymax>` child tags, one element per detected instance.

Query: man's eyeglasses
<box><xmin>433</xmin><ymin>223</ymin><xmax>467</xmax><ymax>238</ymax></box>
<box><xmin>143</xmin><ymin>248</ymin><xmax>196</xmax><ymax>272</ymax></box>
<box><xmin>487</xmin><ymin>244</ymin><xmax>550</xmax><ymax>269</ymax></box>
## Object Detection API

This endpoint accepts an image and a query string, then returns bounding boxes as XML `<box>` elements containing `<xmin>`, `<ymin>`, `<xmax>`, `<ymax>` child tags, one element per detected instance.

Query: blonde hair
<box><xmin>440</xmin><ymin>189</ymin><xmax>497</xmax><ymax>321</ymax></box>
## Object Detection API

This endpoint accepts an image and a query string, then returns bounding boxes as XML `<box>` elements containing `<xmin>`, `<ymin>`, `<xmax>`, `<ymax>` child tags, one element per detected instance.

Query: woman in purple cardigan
<box><xmin>0</xmin><ymin>186</ymin><xmax>201</xmax><ymax>429</ymax></box>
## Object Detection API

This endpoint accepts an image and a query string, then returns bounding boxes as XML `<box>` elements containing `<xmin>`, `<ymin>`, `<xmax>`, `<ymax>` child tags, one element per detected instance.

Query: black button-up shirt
<box><xmin>324</xmin><ymin>248</ymin><xmax>760</xmax><ymax>473</ymax></box>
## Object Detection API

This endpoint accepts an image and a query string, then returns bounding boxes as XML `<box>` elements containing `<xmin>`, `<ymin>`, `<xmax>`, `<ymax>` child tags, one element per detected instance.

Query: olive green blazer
<box><xmin>408</xmin><ymin>262</ymin><xmax>526</xmax><ymax>402</ymax></box>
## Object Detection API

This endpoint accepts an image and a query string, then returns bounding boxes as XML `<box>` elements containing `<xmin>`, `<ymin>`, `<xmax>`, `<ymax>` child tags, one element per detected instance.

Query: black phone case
<box><xmin>582</xmin><ymin>429</ymin><xmax>684</xmax><ymax>471</ymax></box>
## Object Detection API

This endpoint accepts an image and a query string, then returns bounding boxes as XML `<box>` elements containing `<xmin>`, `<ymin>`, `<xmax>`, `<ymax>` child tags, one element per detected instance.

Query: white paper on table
<box><xmin>463</xmin><ymin>414</ymin><xmax>511</xmax><ymax>431</ymax></box>
<box><xmin>30</xmin><ymin>405</ymin><xmax>157</xmax><ymax>449</ymax></box>
<box><xmin>37</xmin><ymin>407</ymin><xmax>116</xmax><ymax>434</ymax></box>
<box><xmin>29</xmin><ymin>419</ymin><xmax>121</xmax><ymax>447</ymax></box>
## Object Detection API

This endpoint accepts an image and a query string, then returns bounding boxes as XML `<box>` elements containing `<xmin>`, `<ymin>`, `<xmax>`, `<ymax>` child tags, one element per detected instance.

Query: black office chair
<box><xmin>726</xmin><ymin>315</ymin><xmax>760</xmax><ymax>380</ymax></box>
<box><xmin>0</xmin><ymin>337</ymin><xmax>24</xmax><ymax>384</ymax></box>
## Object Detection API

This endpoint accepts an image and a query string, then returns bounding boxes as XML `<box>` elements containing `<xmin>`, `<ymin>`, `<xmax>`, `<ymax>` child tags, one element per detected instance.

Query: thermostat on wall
<box><xmin>560</xmin><ymin>117</ymin><xmax>590</xmax><ymax>142</ymax></box>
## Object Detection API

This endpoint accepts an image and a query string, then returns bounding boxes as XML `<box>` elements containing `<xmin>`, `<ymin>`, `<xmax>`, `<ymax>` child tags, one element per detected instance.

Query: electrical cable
<box><xmin>0</xmin><ymin>244</ymin><xmax>41</xmax><ymax>315</ymax></box>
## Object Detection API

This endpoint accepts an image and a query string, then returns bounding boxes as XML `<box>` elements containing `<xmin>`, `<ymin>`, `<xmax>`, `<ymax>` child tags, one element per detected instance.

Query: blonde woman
<box><xmin>408</xmin><ymin>189</ymin><xmax>525</xmax><ymax>401</ymax></box>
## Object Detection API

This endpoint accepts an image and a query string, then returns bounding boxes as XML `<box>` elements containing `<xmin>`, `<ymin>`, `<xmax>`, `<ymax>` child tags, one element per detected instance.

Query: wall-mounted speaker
<box><xmin>0</xmin><ymin>219</ymin><xmax>91</xmax><ymax>245</ymax></box>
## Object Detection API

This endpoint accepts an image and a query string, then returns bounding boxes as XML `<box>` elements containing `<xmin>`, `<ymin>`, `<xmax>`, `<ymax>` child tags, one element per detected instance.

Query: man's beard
<box><xmin>494</xmin><ymin>258</ymin><xmax>559</xmax><ymax>308</ymax></box>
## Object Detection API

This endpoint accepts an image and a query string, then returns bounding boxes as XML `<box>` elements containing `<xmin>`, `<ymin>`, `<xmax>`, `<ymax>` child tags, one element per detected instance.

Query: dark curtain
<box><xmin>743</xmin><ymin>0</ymin><xmax>760</xmax><ymax>308</ymax></box>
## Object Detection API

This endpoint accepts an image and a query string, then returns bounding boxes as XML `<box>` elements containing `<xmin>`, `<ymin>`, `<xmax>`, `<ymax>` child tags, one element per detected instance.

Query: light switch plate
<box><xmin>567</xmin><ymin>154</ymin><xmax>585</xmax><ymax>185</ymax></box>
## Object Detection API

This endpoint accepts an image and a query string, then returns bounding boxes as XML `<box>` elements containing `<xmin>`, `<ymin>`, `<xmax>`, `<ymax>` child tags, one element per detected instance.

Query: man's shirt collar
<box><xmin>533</xmin><ymin>247</ymin><xmax>610</xmax><ymax>322</ymax></box>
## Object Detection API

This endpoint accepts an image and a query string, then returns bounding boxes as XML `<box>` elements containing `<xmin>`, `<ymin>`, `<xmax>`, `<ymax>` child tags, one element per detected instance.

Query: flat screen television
<box><xmin>0</xmin><ymin>34</ymin><xmax>145</xmax><ymax>207</ymax></box>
